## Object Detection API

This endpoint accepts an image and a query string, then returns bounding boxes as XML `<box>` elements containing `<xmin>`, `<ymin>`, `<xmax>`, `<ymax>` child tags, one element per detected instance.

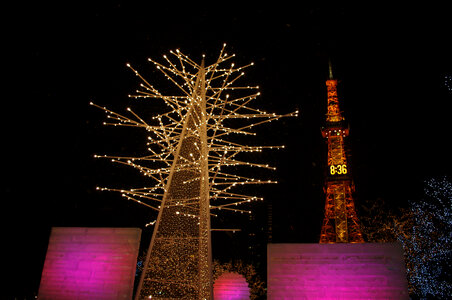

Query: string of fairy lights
<box><xmin>91</xmin><ymin>43</ymin><xmax>297</xmax><ymax>226</ymax></box>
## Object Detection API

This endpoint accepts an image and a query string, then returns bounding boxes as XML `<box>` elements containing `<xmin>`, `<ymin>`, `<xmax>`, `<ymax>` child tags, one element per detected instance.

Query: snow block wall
<box><xmin>38</xmin><ymin>227</ymin><xmax>141</xmax><ymax>300</ymax></box>
<box><xmin>213</xmin><ymin>272</ymin><xmax>250</xmax><ymax>300</ymax></box>
<box><xmin>268</xmin><ymin>243</ymin><xmax>409</xmax><ymax>299</ymax></box>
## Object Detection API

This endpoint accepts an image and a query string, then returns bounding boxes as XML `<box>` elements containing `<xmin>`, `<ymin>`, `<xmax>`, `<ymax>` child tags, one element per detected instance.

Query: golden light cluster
<box><xmin>92</xmin><ymin>43</ymin><xmax>297</xmax><ymax>219</ymax></box>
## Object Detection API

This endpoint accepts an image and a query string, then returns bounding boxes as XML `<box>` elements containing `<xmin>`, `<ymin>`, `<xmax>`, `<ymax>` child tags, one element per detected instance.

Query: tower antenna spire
<box><xmin>328</xmin><ymin>58</ymin><xmax>334</xmax><ymax>79</ymax></box>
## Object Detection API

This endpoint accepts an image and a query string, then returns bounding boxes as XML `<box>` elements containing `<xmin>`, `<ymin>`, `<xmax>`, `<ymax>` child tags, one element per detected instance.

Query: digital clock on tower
<box><xmin>329</xmin><ymin>164</ymin><xmax>347</xmax><ymax>175</ymax></box>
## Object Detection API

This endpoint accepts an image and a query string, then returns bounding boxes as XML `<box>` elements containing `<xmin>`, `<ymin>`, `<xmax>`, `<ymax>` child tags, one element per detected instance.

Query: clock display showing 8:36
<box><xmin>329</xmin><ymin>164</ymin><xmax>347</xmax><ymax>175</ymax></box>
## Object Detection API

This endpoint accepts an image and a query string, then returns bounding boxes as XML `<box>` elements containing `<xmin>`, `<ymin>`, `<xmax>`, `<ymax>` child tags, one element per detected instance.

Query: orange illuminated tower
<box><xmin>319</xmin><ymin>62</ymin><xmax>364</xmax><ymax>243</ymax></box>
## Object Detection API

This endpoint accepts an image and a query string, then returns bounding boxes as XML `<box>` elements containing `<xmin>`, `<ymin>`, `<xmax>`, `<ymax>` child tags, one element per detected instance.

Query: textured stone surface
<box><xmin>38</xmin><ymin>227</ymin><xmax>141</xmax><ymax>300</ymax></box>
<box><xmin>268</xmin><ymin>243</ymin><xmax>409</xmax><ymax>299</ymax></box>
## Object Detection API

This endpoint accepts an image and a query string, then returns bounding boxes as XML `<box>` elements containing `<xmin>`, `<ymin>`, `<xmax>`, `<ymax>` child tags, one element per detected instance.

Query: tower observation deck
<box><xmin>319</xmin><ymin>62</ymin><xmax>364</xmax><ymax>243</ymax></box>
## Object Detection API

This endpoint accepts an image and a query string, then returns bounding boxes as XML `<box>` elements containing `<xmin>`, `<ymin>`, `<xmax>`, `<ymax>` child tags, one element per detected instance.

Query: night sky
<box><xmin>5</xmin><ymin>2</ymin><xmax>451</xmax><ymax>298</ymax></box>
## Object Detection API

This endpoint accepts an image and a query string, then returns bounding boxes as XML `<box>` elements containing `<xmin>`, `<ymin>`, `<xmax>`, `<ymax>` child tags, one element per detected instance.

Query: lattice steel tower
<box><xmin>319</xmin><ymin>62</ymin><xmax>364</xmax><ymax>243</ymax></box>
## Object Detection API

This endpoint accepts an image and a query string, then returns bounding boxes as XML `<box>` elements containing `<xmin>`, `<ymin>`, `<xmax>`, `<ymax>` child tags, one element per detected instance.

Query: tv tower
<box><xmin>319</xmin><ymin>61</ymin><xmax>364</xmax><ymax>243</ymax></box>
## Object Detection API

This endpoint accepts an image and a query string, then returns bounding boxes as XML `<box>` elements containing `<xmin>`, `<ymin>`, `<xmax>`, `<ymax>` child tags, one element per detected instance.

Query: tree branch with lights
<box><xmin>92</xmin><ymin>44</ymin><xmax>296</xmax><ymax>299</ymax></box>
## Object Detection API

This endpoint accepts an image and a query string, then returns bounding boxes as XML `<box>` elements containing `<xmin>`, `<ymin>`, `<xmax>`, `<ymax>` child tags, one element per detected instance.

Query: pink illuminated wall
<box><xmin>268</xmin><ymin>243</ymin><xmax>409</xmax><ymax>299</ymax></box>
<box><xmin>38</xmin><ymin>227</ymin><xmax>141</xmax><ymax>300</ymax></box>
<box><xmin>213</xmin><ymin>272</ymin><xmax>250</xmax><ymax>300</ymax></box>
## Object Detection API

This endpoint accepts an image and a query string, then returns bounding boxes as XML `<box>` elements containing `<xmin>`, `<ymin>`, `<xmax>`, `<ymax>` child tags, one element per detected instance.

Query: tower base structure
<box><xmin>267</xmin><ymin>243</ymin><xmax>409</xmax><ymax>299</ymax></box>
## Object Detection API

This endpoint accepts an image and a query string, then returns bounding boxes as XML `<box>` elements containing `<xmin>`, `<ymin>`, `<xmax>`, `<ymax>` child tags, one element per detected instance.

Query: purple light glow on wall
<box><xmin>213</xmin><ymin>272</ymin><xmax>250</xmax><ymax>300</ymax></box>
<box><xmin>38</xmin><ymin>227</ymin><xmax>141</xmax><ymax>300</ymax></box>
<box><xmin>268</xmin><ymin>243</ymin><xmax>409</xmax><ymax>299</ymax></box>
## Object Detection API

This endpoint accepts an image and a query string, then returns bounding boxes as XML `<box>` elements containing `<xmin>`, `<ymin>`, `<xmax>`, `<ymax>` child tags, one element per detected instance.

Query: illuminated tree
<box><xmin>361</xmin><ymin>177</ymin><xmax>452</xmax><ymax>298</ymax></box>
<box><xmin>400</xmin><ymin>177</ymin><xmax>452</xmax><ymax>298</ymax></box>
<box><xmin>360</xmin><ymin>197</ymin><xmax>410</xmax><ymax>243</ymax></box>
<box><xmin>92</xmin><ymin>44</ymin><xmax>296</xmax><ymax>299</ymax></box>
<box><xmin>445</xmin><ymin>74</ymin><xmax>452</xmax><ymax>93</ymax></box>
